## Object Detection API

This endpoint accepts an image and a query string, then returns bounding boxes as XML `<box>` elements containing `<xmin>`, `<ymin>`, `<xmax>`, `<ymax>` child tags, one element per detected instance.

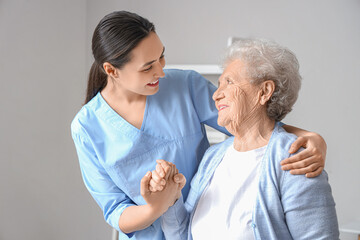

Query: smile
<box><xmin>147</xmin><ymin>79</ymin><xmax>159</xmax><ymax>87</ymax></box>
<box><xmin>218</xmin><ymin>104</ymin><xmax>228</xmax><ymax>111</ymax></box>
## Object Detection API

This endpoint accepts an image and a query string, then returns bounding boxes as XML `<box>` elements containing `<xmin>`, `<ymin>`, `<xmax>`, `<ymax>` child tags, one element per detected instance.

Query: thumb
<box><xmin>140</xmin><ymin>171</ymin><xmax>152</xmax><ymax>197</ymax></box>
<box><xmin>174</xmin><ymin>173</ymin><xmax>186</xmax><ymax>190</ymax></box>
<box><xmin>289</xmin><ymin>136</ymin><xmax>306</xmax><ymax>153</ymax></box>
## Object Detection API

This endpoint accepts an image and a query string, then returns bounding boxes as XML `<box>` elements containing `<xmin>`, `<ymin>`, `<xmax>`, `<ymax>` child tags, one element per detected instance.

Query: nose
<box><xmin>154</xmin><ymin>61</ymin><xmax>165</xmax><ymax>78</ymax></box>
<box><xmin>212</xmin><ymin>85</ymin><xmax>224</xmax><ymax>102</ymax></box>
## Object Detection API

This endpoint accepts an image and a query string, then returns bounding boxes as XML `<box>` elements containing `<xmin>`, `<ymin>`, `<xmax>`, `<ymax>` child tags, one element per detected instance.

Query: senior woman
<box><xmin>141</xmin><ymin>38</ymin><xmax>339</xmax><ymax>239</ymax></box>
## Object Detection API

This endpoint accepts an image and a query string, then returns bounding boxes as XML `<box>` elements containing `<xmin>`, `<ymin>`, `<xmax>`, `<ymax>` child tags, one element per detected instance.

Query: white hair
<box><xmin>222</xmin><ymin>38</ymin><xmax>302</xmax><ymax>121</ymax></box>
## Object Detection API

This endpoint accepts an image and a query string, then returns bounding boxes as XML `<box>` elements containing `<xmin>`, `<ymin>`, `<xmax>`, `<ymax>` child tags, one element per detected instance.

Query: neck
<box><xmin>229</xmin><ymin>110</ymin><xmax>275</xmax><ymax>152</ymax></box>
<box><xmin>101</xmin><ymin>77</ymin><xmax>146</xmax><ymax>105</ymax></box>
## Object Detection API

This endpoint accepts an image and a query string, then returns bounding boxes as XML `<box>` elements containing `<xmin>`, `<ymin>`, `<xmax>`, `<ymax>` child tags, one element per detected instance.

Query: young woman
<box><xmin>71</xmin><ymin>11</ymin><xmax>327</xmax><ymax>239</ymax></box>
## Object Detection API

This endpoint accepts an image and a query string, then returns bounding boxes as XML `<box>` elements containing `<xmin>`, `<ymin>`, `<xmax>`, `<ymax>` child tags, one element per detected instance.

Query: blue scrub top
<box><xmin>71</xmin><ymin>69</ymin><xmax>228</xmax><ymax>239</ymax></box>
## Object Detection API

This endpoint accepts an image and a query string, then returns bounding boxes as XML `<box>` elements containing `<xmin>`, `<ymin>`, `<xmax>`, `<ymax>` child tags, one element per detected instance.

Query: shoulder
<box><xmin>70</xmin><ymin>95</ymin><xmax>100</xmax><ymax>140</ymax></box>
<box><xmin>157</xmin><ymin>69</ymin><xmax>213</xmax><ymax>103</ymax></box>
<box><xmin>163</xmin><ymin>69</ymin><xmax>209</xmax><ymax>87</ymax></box>
<box><xmin>272</xmin><ymin>123</ymin><xmax>298</xmax><ymax>149</ymax></box>
<box><xmin>266</xmin><ymin>123</ymin><xmax>298</xmax><ymax>163</ymax></box>
<box><xmin>164</xmin><ymin>69</ymin><xmax>203</xmax><ymax>79</ymax></box>
<box><xmin>260</xmin><ymin>123</ymin><xmax>300</xmax><ymax>181</ymax></box>
<box><xmin>267</xmin><ymin>123</ymin><xmax>331</xmax><ymax>190</ymax></box>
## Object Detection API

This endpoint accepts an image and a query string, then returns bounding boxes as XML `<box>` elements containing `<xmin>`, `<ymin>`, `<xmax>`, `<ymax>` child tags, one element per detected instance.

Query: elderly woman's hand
<box><xmin>149</xmin><ymin>160</ymin><xmax>186</xmax><ymax>195</ymax></box>
<box><xmin>280</xmin><ymin>132</ymin><xmax>326</xmax><ymax>178</ymax></box>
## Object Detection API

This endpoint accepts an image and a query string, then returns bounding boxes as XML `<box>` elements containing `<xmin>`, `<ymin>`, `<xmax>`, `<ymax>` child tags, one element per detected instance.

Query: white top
<box><xmin>191</xmin><ymin>144</ymin><xmax>267</xmax><ymax>240</ymax></box>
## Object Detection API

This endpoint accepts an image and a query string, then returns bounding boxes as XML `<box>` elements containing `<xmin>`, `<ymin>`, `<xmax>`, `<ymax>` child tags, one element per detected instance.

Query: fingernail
<box><xmin>174</xmin><ymin>176</ymin><xmax>179</xmax><ymax>181</ymax></box>
<box><xmin>146</xmin><ymin>171</ymin><xmax>151</xmax><ymax>177</ymax></box>
<box><xmin>161</xmin><ymin>179</ymin><xmax>166</xmax><ymax>185</ymax></box>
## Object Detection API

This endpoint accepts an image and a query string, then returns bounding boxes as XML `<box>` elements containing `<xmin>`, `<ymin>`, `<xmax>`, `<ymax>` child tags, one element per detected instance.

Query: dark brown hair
<box><xmin>85</xmin><ymin>11</ymin><xmax>155</xmax><ymax>104</ymax></box>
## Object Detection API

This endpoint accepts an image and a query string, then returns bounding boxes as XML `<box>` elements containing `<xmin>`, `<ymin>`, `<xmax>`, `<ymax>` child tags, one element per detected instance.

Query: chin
<box><xmin>146</xmin><ymin>88</ymin><xmax>159</xmax><ymax>95</ymax></box>
<box><xmin>217</xmin><ymin>119</ymin><xmax>226</xmax><ymax>127</ymax></box>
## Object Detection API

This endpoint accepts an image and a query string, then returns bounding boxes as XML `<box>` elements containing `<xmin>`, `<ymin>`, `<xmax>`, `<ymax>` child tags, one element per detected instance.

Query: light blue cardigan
<box><xmin>161</xmin><ymin>122</ymin><xmax>339</xmax><ymax>239</ymax></box>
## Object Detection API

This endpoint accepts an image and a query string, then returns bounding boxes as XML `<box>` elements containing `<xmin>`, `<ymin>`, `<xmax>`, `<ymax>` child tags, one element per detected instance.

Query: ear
<box><xmin>103</xmin><ymin>62</ymin><xmax>119</xmax><ymax>78</ymax></box>
<box><xmin>259</xmin><ymin>80</ymin><xmax>275</xmax><ymax>105</ymax></box>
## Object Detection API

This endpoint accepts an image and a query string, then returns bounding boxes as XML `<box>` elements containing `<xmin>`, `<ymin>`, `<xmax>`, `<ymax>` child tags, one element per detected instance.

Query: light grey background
<box><xmin>1</xmin><ymin>0</ymin><xmax>359</xmax><ymax>239</ymax></box>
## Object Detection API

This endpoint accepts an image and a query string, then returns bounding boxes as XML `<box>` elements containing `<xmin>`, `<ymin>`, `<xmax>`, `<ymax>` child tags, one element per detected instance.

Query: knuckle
<box><xmin>297</xmin><ymin>136</ymin><xmax>305</xmax><ymax>142</ymax></box>
<box><xmin>287</xmin><ymin>163</ymin><xmax>294</xmax><ymax>169</ymax></box>
<box><xmin>299</xmin><ymin>162</ymin><xmax>306</xmax><ymax>168</ymax></box>
<box><xmin>310</xmin><ymin>164</ymin><xmax>318</xmax><ymax>171</ymax></box>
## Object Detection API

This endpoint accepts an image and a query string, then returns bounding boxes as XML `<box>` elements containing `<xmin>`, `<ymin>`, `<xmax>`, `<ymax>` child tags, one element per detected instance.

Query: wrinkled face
<box><xmin>115</xmin><ymin>32</ymin><xmax>166</xmax><ymax>97</ymax></box>
<box><xmin>213</xmin><ymin>60</ymin><xmax>261</xmax><ymax>131</ymax></box>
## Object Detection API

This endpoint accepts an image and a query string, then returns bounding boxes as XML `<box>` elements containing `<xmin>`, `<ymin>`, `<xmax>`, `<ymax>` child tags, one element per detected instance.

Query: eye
<box><xmin>143</xmin><ymin>66</ymin><xmax>153</xmax><ymax>72</ymax></box>
<box><xmin>226</xmin><ymin>78</ymin><xmax>233</xmax><ymax>84</ymax></box>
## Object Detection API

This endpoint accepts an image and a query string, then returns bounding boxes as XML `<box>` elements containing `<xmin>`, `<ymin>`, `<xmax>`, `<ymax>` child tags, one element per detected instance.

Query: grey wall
<box><xmin>0</xmin><ymin>1</ymin><xmax>112</xmax><ymax>240</ymax></box>
<box><xmin>1</xmin><ymin>0</ymin><xmax>359</xmax><ymax>239</ymax></box>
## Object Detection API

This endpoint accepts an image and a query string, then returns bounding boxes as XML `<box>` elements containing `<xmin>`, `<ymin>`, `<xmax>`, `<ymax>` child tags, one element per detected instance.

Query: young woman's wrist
<box><xmin>146</xmin><ymin>203</ymin><xmax>169</xmax><ymax>218</ymax></box>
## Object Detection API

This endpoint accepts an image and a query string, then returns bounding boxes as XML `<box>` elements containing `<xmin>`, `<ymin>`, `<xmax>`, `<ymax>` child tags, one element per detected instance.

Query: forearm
<box><xmin>119</xmin><ymin>204</ymin><xmax>165</xmax><ymax>234</ymax></box>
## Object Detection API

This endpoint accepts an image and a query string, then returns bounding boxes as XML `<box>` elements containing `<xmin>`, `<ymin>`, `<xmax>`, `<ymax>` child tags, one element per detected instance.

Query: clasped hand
<box><xmin>140</xmin><ymin>160</ymin><xmax>186</xmax><ymax>215</ymax></box>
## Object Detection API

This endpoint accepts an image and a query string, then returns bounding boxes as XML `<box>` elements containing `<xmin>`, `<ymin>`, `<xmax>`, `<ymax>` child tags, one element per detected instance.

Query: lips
<box><xmin>218</xmin><ymin>104</ymin><xmax>229</xmax><ymax>112</ymax></box>
<box><xmin>147</xmin><ymin>79</ymin><xmax>159</xmax><ymax>87</ymax></box>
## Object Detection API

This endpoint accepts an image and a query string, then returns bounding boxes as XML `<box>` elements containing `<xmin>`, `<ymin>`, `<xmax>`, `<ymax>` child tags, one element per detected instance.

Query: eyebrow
<box><xmin>217</xmin><ymin>76</ymin><xmax>225</xmax><ymax>87</ymax></box>
<box><xmin>141</xmin><ymin>47</ymin><xmax>165</xmax><ymax>68</ymax></box>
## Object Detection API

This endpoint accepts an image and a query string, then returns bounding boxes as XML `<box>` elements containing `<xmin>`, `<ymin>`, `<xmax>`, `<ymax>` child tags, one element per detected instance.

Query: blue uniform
<box><xmin>71</xmin><ymin>69</ymin><xmax>228</xmax><ymax>239</ymax></box>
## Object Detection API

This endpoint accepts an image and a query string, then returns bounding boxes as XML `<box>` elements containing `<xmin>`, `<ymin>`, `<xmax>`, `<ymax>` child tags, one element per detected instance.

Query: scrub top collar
<box><xmin>90</xmin><ymin>92</ymin><xmax>150</xmax><ymax>139</ymax></box>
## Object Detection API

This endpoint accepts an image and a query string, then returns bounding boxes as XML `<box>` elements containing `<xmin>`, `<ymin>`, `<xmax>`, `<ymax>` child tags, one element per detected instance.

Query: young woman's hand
<box><xmin>280</xmin><ymin>132</ymin><xmax>326</xmax><ymax>178</ymax></box>
<box><xmin>140</xmin><ymin>162</ymin><xmax>186</xmax><ymax>214</ymax></box>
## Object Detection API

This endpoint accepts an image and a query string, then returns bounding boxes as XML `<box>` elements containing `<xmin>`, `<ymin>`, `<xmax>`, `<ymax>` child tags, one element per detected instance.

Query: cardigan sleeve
<box><xmin>280</xmin><ymin>168</ymin><xmax>339</xmax><ymax>239</ymax></box>
<box><xmin>161</xmin><ymin>195</ymin><xmax>189</xmax><ymax>240</ymax></box>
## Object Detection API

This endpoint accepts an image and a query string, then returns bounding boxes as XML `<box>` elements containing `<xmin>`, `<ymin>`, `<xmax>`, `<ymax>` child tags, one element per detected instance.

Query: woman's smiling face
<box><xmin>213</xmin><ymin>60</ymin><xmax>261</xmax><ymax>131</ymax></box>
<box><xmin>109</xmin><ymin>32</ymin><xmax>166</xmax><ymax>98</ymax></box>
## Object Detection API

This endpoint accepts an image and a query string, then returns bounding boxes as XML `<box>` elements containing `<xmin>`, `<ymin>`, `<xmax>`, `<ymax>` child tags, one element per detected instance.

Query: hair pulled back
<box><xmin>85</xmin><ymin>11</ymin><xmax>155</xmax><ymax>104</ymax></box>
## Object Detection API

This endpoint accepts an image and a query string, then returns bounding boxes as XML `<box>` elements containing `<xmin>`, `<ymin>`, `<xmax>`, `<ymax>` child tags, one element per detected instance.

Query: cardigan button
<box><xmin>251</xmin><ymin>223</ymin><xmax>256</xmax><ymax>228</ymax></box>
